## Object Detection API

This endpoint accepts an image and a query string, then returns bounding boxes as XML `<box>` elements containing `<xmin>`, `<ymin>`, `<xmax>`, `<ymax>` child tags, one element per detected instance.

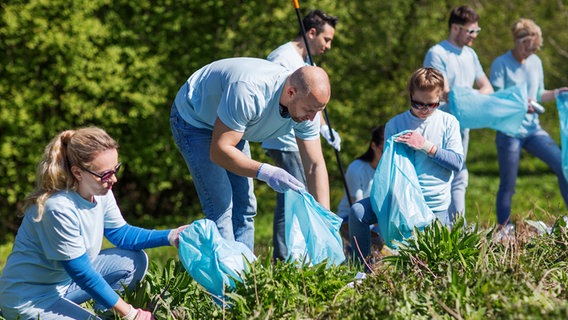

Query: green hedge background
<box><xmin>1</xmin><ymin>0</ymin><xmax>568</xmax><ymax>243</ymax></box>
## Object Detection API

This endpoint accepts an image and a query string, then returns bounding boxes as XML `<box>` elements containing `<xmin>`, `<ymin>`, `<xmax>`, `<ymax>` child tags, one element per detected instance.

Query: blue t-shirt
<box><xmin>263</xmin><ymin>42</ymin><xmax>312</xmax><ymax>151</ymax></box>
<box><xmin>490</xmin><ymin>50</ymin><xmax>544</xmax><ymax>137</ymax></box>
<box><xmin>174</xmin><ymin>57</ymin><xmax>320</xmax><ymax>143</ymax></box>
<box><xmin>424</xmin><ymin>40</ymin><xmax>487</xmax><ymax>112</ymax></box>
<box><xmin>0</xmin><ymin>190</ymin><xmax>125</xmax><ymax>316</ymax></box>
<box><xmin>385</xmin><ymin>109</ymin><xmax>463</xmax><ymax>212</ymax></box>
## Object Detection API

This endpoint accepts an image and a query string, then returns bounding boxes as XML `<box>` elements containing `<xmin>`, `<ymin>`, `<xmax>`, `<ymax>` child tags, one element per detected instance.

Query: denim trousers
<box><xmin>495</xmin><ymin>130</ymin><xmax>568</xmax><ymax>225</ymax></box>
<box><xmin>349</xmin><ymin>198</ymin><xmax>449</xmax><ymax>261</ymax></box>
<box><xmin>265</xmin><ymin>149</ymin><xmax>307</xmax><ymax>261</ymax></box>
<box><xmin>448</xmin><ymin>128</ymin><xmax>469</xmax><ymax>216</ymax></box>
<box><xmin>3</xmin><ymin>248</ymin><xmax>148</xmax><ymax>320</ymax></box>
<box><xmin>170</xmin><ymin>104</ymin><xmax>256</xmax><ymax>250</ymax></box>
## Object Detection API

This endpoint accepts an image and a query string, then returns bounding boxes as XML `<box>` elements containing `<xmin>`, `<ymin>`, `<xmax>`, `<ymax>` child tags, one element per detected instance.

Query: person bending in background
<box><xmin>263</xmin><ymin>9</ymin><xmax>340</xmax><ymax>261</ymax></box>
<box><xmin>337</xmin><ymin>126</ymin><xmax>385</xmax><ymax>249</ymax></box>
<box><xmin>0</xmin><ymin>127</ymin><xmax>187</xmax><ymax>320</ymax></box>
<box><xmin>424</xmin><ymin>5</ymin><xmax>493</xmax><ymax>220</ymax></box>
<box><xmin>170</xmin><ymin>58</ymin><xmax>331</xmax><ymax>253</ymax></box>
<box><xmin>489</xmin><ymin>18</ymin><xmax>568</xmax><ymax>236</ymax></box>
<box><xmin>337</xmin><ymin>125</ymin><xmax>385</xmax><ymax>221</ymax></box>
<box><xmin>349</xmin><ymin>67</ymin><xmax>463</xmax><ymax>261</ymax></box>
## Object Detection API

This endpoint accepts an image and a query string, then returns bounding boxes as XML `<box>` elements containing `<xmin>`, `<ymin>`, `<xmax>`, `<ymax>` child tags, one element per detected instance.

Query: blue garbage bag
<box><xmin>557</xmin><ymin>91</ymin><xmax>568</xmax><ymax>183</ymax></box>
<box><xmin>449</xmin><ymin>84</ymin><xmax>527</xmax><ymax>136</ymax></box>
<box><xmin>370</xmin><ymin>130</ymin><xmax>436</xmax><ymax>249</ymax></box>
<box><xmin>178</xmin><ymin>219</ymin><xmax>256</xmax><ymax>302</ymax></box>
<box><xmin>285</xmin><ymin>189</ymin><xmax>345</xmax><ymax>266</ymax></box>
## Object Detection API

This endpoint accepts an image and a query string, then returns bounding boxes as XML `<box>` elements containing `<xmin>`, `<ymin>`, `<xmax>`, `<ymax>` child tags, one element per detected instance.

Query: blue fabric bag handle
<box><xmin>449</xmin><ymin>84</ymin><xmax>528</xmax><ymax>136</ymax></box>
<box><xmin>370</xmin><ymin>130</ymin><xmax>436</xmax><ymax>249</ymax></box>
<box><xmin>178</xmin><ymin>219</ymin><xmax>256</xmax><ymax>302</ymax></box>
<box><xmin>284</xmin><ymin>189</ymin><xmax>345</xmax><ymax>266</ymax></box>
<box><xmin>557</xmin><ymin>92</ymin><xmax>568</xmax><ymax>183</ymax></box>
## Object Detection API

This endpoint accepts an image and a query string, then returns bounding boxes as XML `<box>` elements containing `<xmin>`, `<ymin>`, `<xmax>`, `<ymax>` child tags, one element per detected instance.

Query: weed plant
<box><xmin>1</xmin><ymin>217</ymin><xmax>567</xmax><ymax>319</ymax></box>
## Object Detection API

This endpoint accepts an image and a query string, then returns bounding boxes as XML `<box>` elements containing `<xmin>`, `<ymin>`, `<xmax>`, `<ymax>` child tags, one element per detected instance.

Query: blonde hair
<box><xmin>23</xmin><ymin>127</ymin><xmax>118</xmax><ymax>221</ymax></box>
<box><xmin>512</xmin><ymin>18</ymin><xmax>542</xmax><ymax>49</ymax></box>
<box><xmin>408</xmin><ymin>67</ymin><xmax>445</xmax><ymax>97</ymax></box>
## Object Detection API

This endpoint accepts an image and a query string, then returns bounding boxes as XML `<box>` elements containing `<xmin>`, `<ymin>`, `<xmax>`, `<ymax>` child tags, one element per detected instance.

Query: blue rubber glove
<box><xmin>256</xmin><ymin>163</ymin><xmax>304</xmax><ymax>193</ymax></box>
<box><xmin>320</xmin><ymin>125</ymin><xmax>341</xmax><ymax>151</ymax></box>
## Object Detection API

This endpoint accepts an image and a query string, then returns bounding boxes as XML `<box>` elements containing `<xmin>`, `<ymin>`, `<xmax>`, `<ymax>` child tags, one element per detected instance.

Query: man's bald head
<box><xmin>289</xmin><ymin>66</ymin><xmax>331</xmax><ymax>103</ymax></box>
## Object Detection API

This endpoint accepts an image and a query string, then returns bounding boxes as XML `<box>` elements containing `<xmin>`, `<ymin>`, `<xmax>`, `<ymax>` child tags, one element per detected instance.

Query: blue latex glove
<box><xmin>320</xmin><ymin>125</ymin><xmax>341</xmax><ymax>151</ymax></box>
<box><xmin>256</xmin><ymin>163</ymin><xmax>304</xmax><ymax>193</ymax></box>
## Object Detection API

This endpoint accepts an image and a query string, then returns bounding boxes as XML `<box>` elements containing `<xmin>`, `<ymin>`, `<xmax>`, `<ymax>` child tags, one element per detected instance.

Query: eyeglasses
<box><xmin>459</xmin><ymin>26</ymin><xmax>481</xmax><ymax>35</ymax></box>
<box><xmin>411</xmin><ymin>99</ymin><xmax>440</xmax><ymax>111</ymax></box>
<box><xmin>80</xmin><ymin>162</ymin><xmax>121</xmax><ymax>183</ymax></box>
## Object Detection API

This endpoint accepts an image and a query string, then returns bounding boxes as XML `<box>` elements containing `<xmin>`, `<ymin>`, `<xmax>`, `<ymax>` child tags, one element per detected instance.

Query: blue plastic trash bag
<box><xmin>449</xmin><ymin>84</ymin><xmax>527</xmax><ymax>136</ymax></box>
<box><xmin>284</xmin><ymin>189</ymin><xmax>345</xmax><ymax>266</ymax></box>
<box><xmin>370</xmin><ymin>130</ymin><xmax>436</xmax><ymax>249</ymax></box>
<box><xmin>178</xmin><ymin>219</ymin><xmax>256</xmax><ymax>302</ymax></box>
<box><xmin>557</xmin><ymin>91</ymin><xmax>568</xmax><ymax>183</ymax></box>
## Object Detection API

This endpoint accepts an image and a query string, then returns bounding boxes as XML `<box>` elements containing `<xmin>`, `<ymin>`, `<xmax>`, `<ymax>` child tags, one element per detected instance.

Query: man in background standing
<box><xmin>423</xmin><ymin>5</ymin><xmax>493</xmax><ymax>221</ymax></box>
<box><xmin>263</xmin><ymin>9</ymin><xmax>340</xmax><ymax>261</ymax></box>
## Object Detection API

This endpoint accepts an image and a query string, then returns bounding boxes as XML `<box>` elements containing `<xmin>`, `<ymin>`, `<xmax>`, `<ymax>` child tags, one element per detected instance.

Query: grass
<box><xmin>5</xmin><ymin>216</ymin><xmax>565</xmax><ymax>319</ymax></box>
<box><xmin>2</xmin><ymin>127</ymin><xmax>568</xmax><ymax>318</ymax></box>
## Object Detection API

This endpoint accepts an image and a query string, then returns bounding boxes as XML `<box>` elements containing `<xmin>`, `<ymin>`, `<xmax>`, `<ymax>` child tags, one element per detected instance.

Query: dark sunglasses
<box><xmin>410</xmin><ymin>99</ymin><xmax>440</xmax><ymax>111</ymax></box>
<box><xmin>80</xmin><ymin>162</ymin><xmax>121</xmax><ymax>183</ymax></box>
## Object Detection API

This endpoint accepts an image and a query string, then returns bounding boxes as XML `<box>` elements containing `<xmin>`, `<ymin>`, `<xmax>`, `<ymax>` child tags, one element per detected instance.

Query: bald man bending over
<box><xmin>170</xmin><ymin>57</ymin><xmax>331</xmax><ymax>251</ymax></box>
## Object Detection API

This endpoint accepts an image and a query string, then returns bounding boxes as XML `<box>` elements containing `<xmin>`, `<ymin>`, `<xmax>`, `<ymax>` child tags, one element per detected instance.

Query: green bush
<box><xmin>2</xmin><ymin>0</ymin><xmax>568</xmax><ymax>244</ymax></box>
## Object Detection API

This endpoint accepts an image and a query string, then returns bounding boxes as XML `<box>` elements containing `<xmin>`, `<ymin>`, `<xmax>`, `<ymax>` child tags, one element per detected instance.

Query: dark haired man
<box><xmin>262</xmin><ymin>9</ymin><xmax>339</xmax><ymax>261</ymax></box>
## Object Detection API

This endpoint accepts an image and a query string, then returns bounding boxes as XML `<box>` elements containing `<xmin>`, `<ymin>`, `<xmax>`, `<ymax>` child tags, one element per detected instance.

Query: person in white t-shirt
<box><xmin>337</xmin><ymin>125</ymin><xmax>385</xmax><ymax>221</ymax></box>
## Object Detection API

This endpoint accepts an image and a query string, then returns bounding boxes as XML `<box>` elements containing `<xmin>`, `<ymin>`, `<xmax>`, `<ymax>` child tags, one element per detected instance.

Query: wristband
<box><xmin>256</xmin><ymin>163</ymin><xmax>264</xmax><ymax>178</ymax></box>
<box><xmin>122</xmin><ymin>305</ymin><xmax>138</xmax><ymax>320</ymax></box>
<box><xmin>420</xmin><ymin>140</ymin><xmax>435</xmax><ymax>156</ymax></box>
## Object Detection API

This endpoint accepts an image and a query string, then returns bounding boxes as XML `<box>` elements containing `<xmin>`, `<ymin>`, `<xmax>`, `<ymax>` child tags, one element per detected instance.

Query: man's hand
<box><xmin>320</xmin><ymin>125</ymin><xmax>341</xmax><ymax>151</ymax></box>
<box><xmin>256</xmin><ymin>163</ymin><xmax>305</xmax><ymax>193</ymax></box>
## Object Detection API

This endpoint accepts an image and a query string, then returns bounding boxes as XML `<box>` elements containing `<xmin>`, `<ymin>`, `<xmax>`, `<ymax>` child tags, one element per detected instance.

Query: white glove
<box><xmin>256</xmin><ymin>163</ymin><xmax>304</xmax><ymax>193</ymax></box>
<box><xmin>168</xmin><ymin>225</ymin><xmax>189</xmax><ymax>248</ymax></box>
<box><xmin>320</xmin><ymin>124</ymin><xmax>341</xmax><ymax>151</ymax></box>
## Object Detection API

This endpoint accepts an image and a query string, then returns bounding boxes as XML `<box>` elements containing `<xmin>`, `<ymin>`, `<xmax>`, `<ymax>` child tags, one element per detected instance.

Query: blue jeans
<box><xmin>265</xmin><ymin>149</ymin><xmax>307</xmax><ymax>261</ymax></box>
<box><xmin>170</xmin><ymin>104</ymin><xmax>256</xmax><ymax>250</ymax></box>
<box><xmin>495</xmin><ymin>130</ymin><xmax>568</xmax><ymax>225</ymax></box>
<box><xmin>2</xmin><ymin>248</ymin><xmax>148</xmax><ymax>320</ymax></box>
<box><xmin>448</xmin><ymin>128</ymin><xmax>469</xmax><ymax>216</ymax></box>
<box><xmin>349</xmin><ymin>198</ymin><xmax>449</xmax><ymax>261</ymax></box>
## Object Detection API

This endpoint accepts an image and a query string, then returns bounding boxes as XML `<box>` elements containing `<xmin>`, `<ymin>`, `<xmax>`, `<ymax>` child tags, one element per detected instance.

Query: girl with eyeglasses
<box><xmin>348</xmin><ymin>68</ymin><xmax>464</xmax><ymax>262</ymax></box>
<box><xmin>489</xmin><ymin>18</ymin><xmax>568</xmax><ymax>238</ymax></box>
<box><xmin>0</xmin><ymin>127</ymin><xmax>187</xmax><ymax>320</ymax></box>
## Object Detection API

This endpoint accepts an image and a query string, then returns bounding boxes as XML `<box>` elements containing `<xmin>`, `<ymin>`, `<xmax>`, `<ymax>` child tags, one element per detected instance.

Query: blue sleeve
<box><xmin>104</xmin><ymin>224</ymin><xmax>171</xmax><ymax>250</ymax></box>
<box><xmin>61</xmin><ymin>253</ymin><xmax>119</xmax><ymax>309</ymax></box>
<box><xmin>431</xmin><ymin>148</ymin><xmax>463</xmax><ymax>172</ymax></box>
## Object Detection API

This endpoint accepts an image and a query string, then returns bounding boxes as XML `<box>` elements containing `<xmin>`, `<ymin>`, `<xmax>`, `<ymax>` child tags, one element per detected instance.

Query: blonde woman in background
<box><xmin>489</xmin><ymin>19</ymin><xmax>568</xmax><ymax>237</ymax></box>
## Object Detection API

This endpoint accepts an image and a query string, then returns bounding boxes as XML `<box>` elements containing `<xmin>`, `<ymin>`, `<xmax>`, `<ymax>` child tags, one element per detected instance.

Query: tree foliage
<box><xmin>1</xmin><ymin>0</ymin><xmax>568</xmax><ymax>241</ymax></box>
